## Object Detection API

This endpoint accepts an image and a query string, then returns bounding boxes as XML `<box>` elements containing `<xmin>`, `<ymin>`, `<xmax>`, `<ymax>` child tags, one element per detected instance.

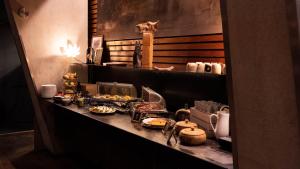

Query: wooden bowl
<box><xmin>179</xmin><ymin>127</ymin><xmax>206</xmax><ymax>146</ymax></box>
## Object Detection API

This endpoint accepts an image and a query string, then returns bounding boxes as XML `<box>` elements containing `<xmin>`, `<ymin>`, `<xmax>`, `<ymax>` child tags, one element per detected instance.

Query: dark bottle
<box><xmin>86</xmin><ymin>47</ymin><xmax>91</xmax><ymax>64</ymax></box>
<box><xmin>86</xmin><ymin>47</ymin><xmax>95</xmax><ymax>64</ymax></box>
<box><xmin>76</xmin><ymin>81</ymin><xmax>82</xmax><ymax>93</ymax></box>
<box><xmin>133</xmin><ymin>41</ymin><xmax>142</xmax><ymax>68</ymax></box>
<box><xmin>91</xmin><ymin>48</ymin><xmax>95</xmax><ymax>64</ymax></box>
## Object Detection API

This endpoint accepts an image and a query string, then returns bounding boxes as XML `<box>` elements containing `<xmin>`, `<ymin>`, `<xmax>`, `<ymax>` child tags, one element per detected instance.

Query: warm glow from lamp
<box><xmin>64</xmin><ymin>43</ymin><xmax>80</xmax><ymax>57</ymax></box>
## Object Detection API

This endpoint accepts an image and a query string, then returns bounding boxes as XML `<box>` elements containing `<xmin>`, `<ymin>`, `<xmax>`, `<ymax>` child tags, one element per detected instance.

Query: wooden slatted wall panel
<box><xmin>88</xmin><ymin>0</ymin><xmax>98</xmax><ymax>46</ymax></box>
<box><xmin>106</xmin><ymin>34</ymin><xmax>225</xmax><ymax>71</ymax></box>
<box><xmin>88</xmin><ymin>2</ymin><xmax>224</xmax><ymax>71</ymax></box>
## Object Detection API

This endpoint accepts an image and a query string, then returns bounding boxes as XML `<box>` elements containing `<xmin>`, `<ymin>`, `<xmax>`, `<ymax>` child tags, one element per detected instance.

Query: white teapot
<box><xmin>209</xmin><ymin>106</ymin><xmax>230</xmax><ymax>138</ymax></box>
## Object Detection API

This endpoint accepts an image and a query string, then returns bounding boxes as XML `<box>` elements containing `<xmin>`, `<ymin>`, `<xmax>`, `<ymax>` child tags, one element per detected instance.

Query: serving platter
<box><xmin>89</xmin><ymin>106</ymin><xmax>116</xmax><ymax>115</ymax></box>
<box><xmin>131</xmin><ymin>102</ymin><xmax>168</xmax><ymax>114</ymax></box>
<box><xmin>141</xmin><ymin>118</ymin><xmax>169</xmax><ymax>129</ymax></box>
<box><xmin>91</xmin><ymin>94</ymin><xmax>139</xmax><ymax>103</ymax></box>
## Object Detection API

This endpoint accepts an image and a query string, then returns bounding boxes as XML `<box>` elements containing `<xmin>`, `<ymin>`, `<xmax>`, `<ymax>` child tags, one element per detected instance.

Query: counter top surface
<box><xmin>47</xmin><ymin>100</ymin><xmax>233</xmax><ymax>169</ymax></box>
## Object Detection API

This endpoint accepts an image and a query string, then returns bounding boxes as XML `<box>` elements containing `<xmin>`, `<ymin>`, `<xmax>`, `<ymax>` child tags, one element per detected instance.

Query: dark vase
<box><xmin>133</xmin><ymin>41</ymin><xmax>142</xmax><ymax>68</ymax></box>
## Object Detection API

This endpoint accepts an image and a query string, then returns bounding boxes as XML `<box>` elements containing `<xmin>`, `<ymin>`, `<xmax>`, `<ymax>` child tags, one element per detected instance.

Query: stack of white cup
<box><xmin>186</xmin><ymin>62</ymin><xmax>225</xmax><ymax>75</ymax></box>
<box><xmin>186</xmin><ymin>62</ymin><xmax>198</xmax><ymax>72</ymax></box>
<box><xmin>212</xmin><ymin>63</ymin><xmax>222</xmax><ymax>74</ymax></box>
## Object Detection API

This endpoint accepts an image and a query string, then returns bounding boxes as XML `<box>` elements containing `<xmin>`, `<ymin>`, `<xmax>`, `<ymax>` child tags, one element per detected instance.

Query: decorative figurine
<box><xmin>133</xmin><ymin>41</ymin><xmax>142</xmax><ymax>68</ymax></box>
<box><xmin>86</xmin><ymin>47</ymin><xmax>95</xmax><ymax>64</ymax></box>
<box><xmin>136</xmin><ymin>20</ymin><xmax>159</xmax><ymax>33</ymax></box>
<box><xmin>136</xmin><ymin>20</ymin><xmax>159</xmax><ymax>68</ymax></box>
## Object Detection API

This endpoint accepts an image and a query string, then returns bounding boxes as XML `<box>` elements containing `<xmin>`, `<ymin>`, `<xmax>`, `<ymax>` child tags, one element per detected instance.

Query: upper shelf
<box><xmin>100</xmin><ymin>34</ymin><xmax>226</xmax><ymax>72</ymax></box>
<box><xmin>87</xmin><ymin>64</ymin><xmax>226</xmax><ymax>77</ymax></box>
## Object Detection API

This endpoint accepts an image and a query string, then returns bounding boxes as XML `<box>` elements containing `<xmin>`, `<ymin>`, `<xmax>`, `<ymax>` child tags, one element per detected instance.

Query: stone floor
<box><xmin>0</xmin><ymin>131</ymin><xmax>83</xmax><ymax>169</ymax></box>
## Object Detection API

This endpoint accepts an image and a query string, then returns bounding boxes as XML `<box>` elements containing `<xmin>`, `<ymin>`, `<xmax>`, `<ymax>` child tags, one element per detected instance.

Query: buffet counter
<box><xmin>43</xmin><ymin>99</ymin><xmax>233</xmax><ymax>169</ymax></box>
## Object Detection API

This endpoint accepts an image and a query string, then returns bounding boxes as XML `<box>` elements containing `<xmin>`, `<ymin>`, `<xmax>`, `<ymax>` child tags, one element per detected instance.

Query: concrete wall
<box><xmin>224</xmin><ymin>0</ymin><xmax>300</xmax><ymax>168</ymax></box>
<box><xmin>98</xmin><ymin>0</ymin><xmax>222</xmax><ymax>40</ymax></box>
<box><xmin>7</xmin><ymin>0</ymin><xmax>88</xmax><ymax>91</ymax></box>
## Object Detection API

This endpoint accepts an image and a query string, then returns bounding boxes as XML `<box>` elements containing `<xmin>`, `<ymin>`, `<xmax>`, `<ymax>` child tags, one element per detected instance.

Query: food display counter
<box><xmin>42</xmin><ymin>99</ymin><xmax>233</xmax><ymax>169</ymax></box>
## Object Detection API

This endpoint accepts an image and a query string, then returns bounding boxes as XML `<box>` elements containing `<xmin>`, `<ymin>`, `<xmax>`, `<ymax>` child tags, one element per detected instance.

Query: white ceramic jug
<box><xmin>209</xmin><ymin>111</ymin><xmax>230</xmax><ymax>138</ymax></box>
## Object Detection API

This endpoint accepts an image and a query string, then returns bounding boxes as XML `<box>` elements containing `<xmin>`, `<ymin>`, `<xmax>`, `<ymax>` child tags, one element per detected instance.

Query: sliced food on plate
<box><xmin>89</xmin><ymin>106</ymin><xmax>116</xmax><ymax>114</ymax></box>
<box><xmin>142</xmin><ymin>118</ymin><xmax>168</xmax><ymax>129</ymax></box>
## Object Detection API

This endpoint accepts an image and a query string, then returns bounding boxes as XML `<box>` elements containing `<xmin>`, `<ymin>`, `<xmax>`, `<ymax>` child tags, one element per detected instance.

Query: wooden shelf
<box><xmin>87</xmin><ymin>64</ymin><xmax>226</xmax><ymax>77</ymax></box>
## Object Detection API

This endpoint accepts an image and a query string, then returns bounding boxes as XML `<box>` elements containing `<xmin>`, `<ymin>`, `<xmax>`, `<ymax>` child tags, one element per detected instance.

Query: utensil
<box><xmin>162</xmin><ymin>119</ymin><xmax>176</xmax><ymax>135</ymax></box>
<box><xmin>209</xmin><ymin>111</ymin><xmax>230</xmax><ymax>138</ymax></box>
<box><xmin>166</xmin><ymin>126</ymin><xmax>178</xmax><ymax>146</ymax></box>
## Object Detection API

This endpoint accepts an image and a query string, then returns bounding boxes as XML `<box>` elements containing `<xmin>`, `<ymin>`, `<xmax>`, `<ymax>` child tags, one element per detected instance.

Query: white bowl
<box><xmin>40</xmin><ymin>84</ymin><xmax>57</xmax><ymax>98</ymax></box>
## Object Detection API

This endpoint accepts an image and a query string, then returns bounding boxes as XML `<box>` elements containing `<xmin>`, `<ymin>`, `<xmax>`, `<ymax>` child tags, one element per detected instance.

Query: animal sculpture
<box><xmin>136</xmin><ymin>20</ymin><xmax>159</xmax><ymax>33</ymax></box>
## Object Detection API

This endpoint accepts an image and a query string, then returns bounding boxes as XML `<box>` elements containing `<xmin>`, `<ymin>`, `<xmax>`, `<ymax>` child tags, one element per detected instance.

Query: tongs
<box><xmin>161</xmin><ymin>119</ymin><xmax>177</xmax><ymax>146</ymax></box>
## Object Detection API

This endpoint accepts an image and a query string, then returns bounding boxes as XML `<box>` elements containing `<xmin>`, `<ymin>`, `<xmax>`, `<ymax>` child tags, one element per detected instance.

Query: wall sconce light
<box><xmin>64</xmin><ymin>43</ymin><xmax>80</xmax><ymax>58</ymax></box>
<box><xmin>60</xmin><ymin>42</ymin><xmax>84</xmax><ymax>63</ymax></box>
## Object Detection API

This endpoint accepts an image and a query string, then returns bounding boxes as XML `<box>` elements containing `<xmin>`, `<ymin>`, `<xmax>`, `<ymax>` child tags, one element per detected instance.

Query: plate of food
<box><xmin>141</xmin><ymin>118</ymin><xmax>168</xmax><ymax>129</ymax></box>
<box><xmin>92</xmin><ymin>94</ymin><xmax>137</xmax><ymax>102</ymax></box>
<box><xmin>132</xmin><ymin>102</ymin><xmax>168</xmax><ymax>114</ymax></box>
<box><xmin>53</xmin><ymin>94</ymin><xmax>74</xmax><ymax>106</ymax></box>
<box><xmin>89</xmin><ymin>106</ymin><xmax>116</xmax><ymax>115</ymax></box>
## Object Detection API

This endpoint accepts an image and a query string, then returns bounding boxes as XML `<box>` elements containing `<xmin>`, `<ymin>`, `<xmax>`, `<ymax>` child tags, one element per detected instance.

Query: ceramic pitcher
<box><xmin>209</xmin><ymin>111</ymin><xmax>230</xmax><ymax>138</ymax></box>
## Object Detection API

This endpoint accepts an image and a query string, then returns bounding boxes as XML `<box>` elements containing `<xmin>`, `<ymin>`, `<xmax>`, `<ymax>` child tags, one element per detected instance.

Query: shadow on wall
<box><xmin>0</xmin><ymin>65</ymin><xmax>34</xmax><ymax>131</ymax></box>
<box><xmin>0</xmin><ymin>1</ymin><xmax>34</xmax><ymax>132</ymax></box>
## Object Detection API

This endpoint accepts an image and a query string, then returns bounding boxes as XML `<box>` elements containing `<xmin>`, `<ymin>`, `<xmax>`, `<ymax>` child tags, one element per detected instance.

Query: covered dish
<box><xmin>179</xmin><ymin>127</ymin><xmax>206</xmax><ymax>145</ymax></box>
